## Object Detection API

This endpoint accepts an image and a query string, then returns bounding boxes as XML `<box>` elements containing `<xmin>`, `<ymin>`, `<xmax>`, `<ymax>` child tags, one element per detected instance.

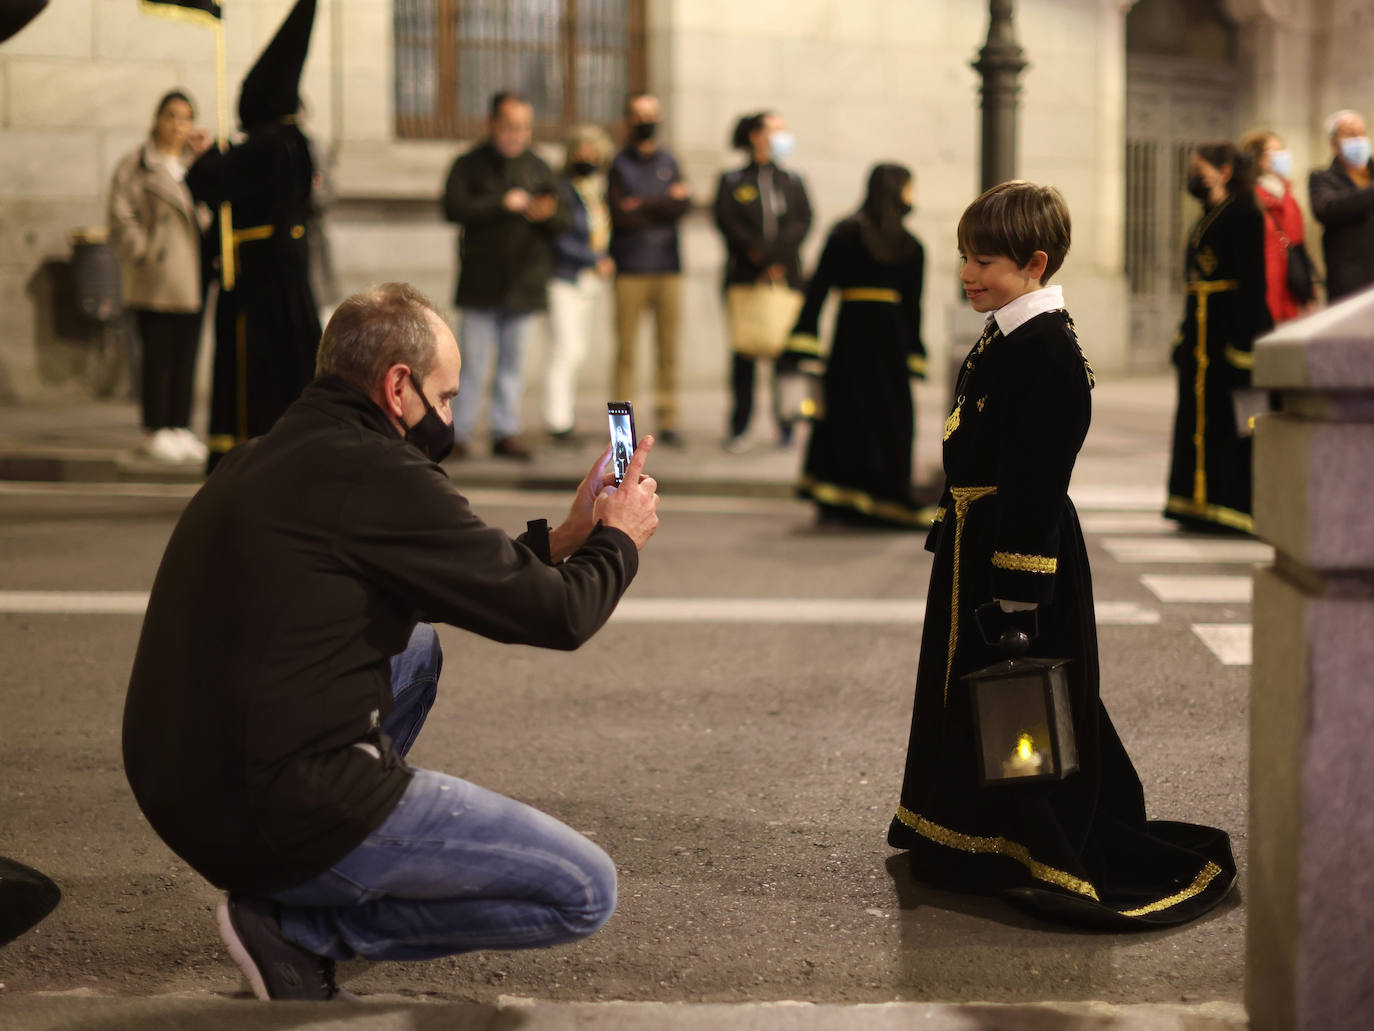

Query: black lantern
<box><xmin>777</xmin><ymin>358</ymin><xmax>826</xmax><ymax>422</ymax></box>
<box><xmin>964</xmin><ymin>603</ymin><xmax>1078</xmax><ymax>787</ymax></box>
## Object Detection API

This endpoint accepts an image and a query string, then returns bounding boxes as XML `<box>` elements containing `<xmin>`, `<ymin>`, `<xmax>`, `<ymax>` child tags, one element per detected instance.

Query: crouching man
<box><xmin>122</xmin><ymin>282</ymin><xmax>659</xmax><ymax>1000</ymax></box>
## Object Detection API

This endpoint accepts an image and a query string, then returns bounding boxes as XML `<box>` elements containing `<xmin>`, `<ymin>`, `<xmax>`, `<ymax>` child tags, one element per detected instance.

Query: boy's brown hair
<box><xmin>956</xmin><ymin>180</ymin><xmax>1072</xmax><ymax>283</ymax></box>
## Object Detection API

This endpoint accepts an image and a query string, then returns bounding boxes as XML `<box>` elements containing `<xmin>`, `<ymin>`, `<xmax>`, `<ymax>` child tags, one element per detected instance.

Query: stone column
<box><xmin>972</xmin><ymin>0</ymin><xmax>1027</xmax><ymax>193</ymax></box>
<box><xmin>1248</xmin><ymin>289</ymin><xmax>1374</xmax><ymax>1031</ymax></box>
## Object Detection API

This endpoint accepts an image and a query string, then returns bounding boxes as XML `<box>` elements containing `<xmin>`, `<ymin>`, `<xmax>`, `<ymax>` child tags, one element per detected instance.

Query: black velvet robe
<box><xmin>1164</xmin><ymin>194</ymin><xmax>1272</xmax><ymax>533</ymax></box>
<box><xmin>887</xmin><ymin>308</ymin><xmax>1236</xmax><ymax>928</ymax></box>
<box><xmin>783</xmin><ymin>219</ymin><xmax>926</xmax><ymax>526</ymax></box>
<box><xmin>187</xmin><ymin>122</ymin><xmax>322</xmax><ymax>472</ymax></box>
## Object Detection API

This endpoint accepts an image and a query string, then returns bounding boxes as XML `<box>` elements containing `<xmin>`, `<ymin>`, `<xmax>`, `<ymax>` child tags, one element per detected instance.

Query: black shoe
<box><xmin>492</xmin><ymin>435</ymin><xmax>535</xmax><ymax>461</ymax></box>
<box><xmin>217</xmin><ymin>894</ymin><xmax>344</xmax><ymax>1001</ymax></box>
<box><xmin>548</xmin><ymin>428</ymin><xmax>581</xmax><ymax>447</ymax></box>
<box><xmin>658</xmin><ymin>429</ymin><xmax>685</xmax><ymax>448</ymax></box>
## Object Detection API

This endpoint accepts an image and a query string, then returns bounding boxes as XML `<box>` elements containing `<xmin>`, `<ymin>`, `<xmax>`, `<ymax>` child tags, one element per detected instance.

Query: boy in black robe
<box><xmin>887</xmin><ymin>181</ymin><xmax>1236</xmax><ymax>928</ymax></box>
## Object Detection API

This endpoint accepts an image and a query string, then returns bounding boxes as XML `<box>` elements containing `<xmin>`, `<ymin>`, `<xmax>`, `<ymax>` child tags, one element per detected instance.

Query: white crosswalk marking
<box><xmin>1066</xmin><ymin>485</ymin><xmax>1165</xmax><ymax>511</ymax></box>
<box><xmin>1100</xmin><ymin>537</ymin><xmax>1272</xmax><ymax>565</ymax></box>
<box><xmin>1078</xmin><ymin>512</ymin><xmax>1178</xmax><ymax>535</ymax></box>
<box><xmin>1191</xmin><ymin>624</ymin><xmax>1252</xmax><ymax>665</ymax></box>
<box><xmin>1139</xmin><ymin>575</ymin><xmax>1253</xmax><ymax>604</ymax></box>
<box><xmin>0</xmin><ymin>591</ymin><xmax>148</xmax><ymax>614</ymax></box>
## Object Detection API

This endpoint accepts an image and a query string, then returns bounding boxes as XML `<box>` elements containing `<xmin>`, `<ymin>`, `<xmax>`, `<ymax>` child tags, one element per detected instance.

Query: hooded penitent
<box><xmin>238</xmin><ymin>0</ymin><xmax>316</xmax><ymax>130</ymax></box>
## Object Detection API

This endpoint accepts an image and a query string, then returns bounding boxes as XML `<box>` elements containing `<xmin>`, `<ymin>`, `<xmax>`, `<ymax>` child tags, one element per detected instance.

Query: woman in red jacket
<box><xmin>1241</xmin><ymin>130</ymin><xmax>1314</xmax><ymax>324</ymax></box>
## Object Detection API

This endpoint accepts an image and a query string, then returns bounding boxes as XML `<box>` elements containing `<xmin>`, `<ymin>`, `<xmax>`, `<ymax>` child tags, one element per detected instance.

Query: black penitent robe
<box><xmin>783</xmin><ymin>219</ymin><xmax>926</xmax><ymax>526</ymax></box>
<box><xmin>1164</xmin><ymin>194</ymin><xmax>1272</xmax><ymax>533</ymax></box>
<box><xmin>188</xmin><ymin>122</ymin><xmax>321</xmax><ymax>471</ymax></box>
<box><xmin>887</xmin><ymin>309</ymin><xmax>1236</xmax><ymax>929</ymax></box>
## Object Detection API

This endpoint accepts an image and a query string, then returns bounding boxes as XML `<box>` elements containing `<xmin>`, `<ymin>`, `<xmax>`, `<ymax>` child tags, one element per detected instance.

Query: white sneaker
<box><xmin>172</xmin><ymin>428</ymin><xmax>209</xmax><ymax>462</ymax></box>
<box><xmin>142</xmin><ymin>427</ymin><xmax>184</xmax><ymax>463</ymax></box>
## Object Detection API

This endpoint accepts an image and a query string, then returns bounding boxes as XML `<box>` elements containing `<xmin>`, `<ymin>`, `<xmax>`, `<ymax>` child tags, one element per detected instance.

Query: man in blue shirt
<box><xmin>608</xmin><ymin>92</ymin><xmax>691</xmax><ymax>446</ymax></box>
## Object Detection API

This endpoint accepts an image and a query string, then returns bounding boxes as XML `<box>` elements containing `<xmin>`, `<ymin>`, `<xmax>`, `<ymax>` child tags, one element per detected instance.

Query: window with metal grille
<box><xmin>395</xmin><ymin>0</ymin><xmax>646</xmax><ymax>140</ymax></box>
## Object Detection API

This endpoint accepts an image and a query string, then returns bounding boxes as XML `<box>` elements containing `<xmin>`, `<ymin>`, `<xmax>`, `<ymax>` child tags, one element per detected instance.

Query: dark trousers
<box><xmin>729</xmin><ymin>352</ymin><xmax>791</xmax><ymax>440</ymax></box>
<box><xmin>136</xmin><ymin>309</ymin><xmax>202</xmax><ymax>430</ymax></box>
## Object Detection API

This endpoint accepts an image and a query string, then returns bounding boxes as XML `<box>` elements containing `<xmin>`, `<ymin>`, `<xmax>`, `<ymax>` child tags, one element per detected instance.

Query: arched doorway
<box><xmin>1124</xmin><ymin>0</ymin><xmax>1240</xmax><ymax>370</ymax></box>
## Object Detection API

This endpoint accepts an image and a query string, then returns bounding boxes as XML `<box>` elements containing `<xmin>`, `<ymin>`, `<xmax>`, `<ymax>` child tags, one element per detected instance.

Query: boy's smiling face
<box><xmin>960</xmin><ymin>250</ymin><xmax>1048</xmax><ymax>313</ymax></box>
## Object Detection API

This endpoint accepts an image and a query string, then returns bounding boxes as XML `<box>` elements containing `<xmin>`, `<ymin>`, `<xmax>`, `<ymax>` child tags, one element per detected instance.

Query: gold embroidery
<box><xmin>893</xmin><ymin>806</ymin><xmax>1100</xmax><ymax>900</ymax></box>
<box><xmin>908</xmin><ymin>354</ymin><xmax>927</xmax><ymax>376</ymax></box>
<box><xmin>839</xmin><ymin>288</ymin><xmax>900</xmax><ymax>303</ymax></box>
<box><xmin>801</xmin><ymin>478</ymin><xmax>930</xmax><ymax>526</ymax></box>
<box><xmin>945</xmin><ymin>485</ymin><xmax>998</xmax><ymax>704</ymax></box>
<box><xmin>141</xmin><ymin>0</ymin><xmax>221</xmax><ymax>29</ymax></box>
<box><xmin>786</xmin><ymin>333</ymin><xmax>822</xmax><ymax>356</ymax></box>
<box><xmin>1184</xmin><ymin>279</ymin><xmax>1240</xmax><ymax>507</ymax></box>
<box><xmin>290</xmin><ymin>224</ymin><xmax>305</xmax><ymax>239</ymax></box>
<box><xmin>943</xmin><ymin>398</ymin><xmax>963</xmax><ymax>441</ymax></box>
<box><xmin>207</xmin><ymin>434</ymin><xmax>236</xmax><ymax>454</ymax></box>
<box><xmin>1224</xmin><ymin>345</ymin><xmax>1253</xmax><ymax>369</ymax></box>
<box><xmin>932</xmin><ymin>507</ymin><xmax>946</xmax><ymax>523</ymax></box>
<box><xmin>1118</xmin><ymin>862</ymin><xmax>1225</xmax><ymax>917</ymax></box>
<box><xmin>1164</xmin><ymin>496</ymin><xmax>1254</xmax><ymax>533</ymax></box>
<box><xmin>1195</xmin><ymin>246</ymin><xmax>1218</xmax><ymax>277</ymax></box>
<box><xmin>992</xmin><ymin>551</ymin><xmax>1057</xmax><ymax>574</ymax></box>
<box><xmin>732</xmin><ymin>184</ymin><xmax>758</xmax><ymax>204</ymax></box>
<box><xmin>976</xmin><ymin>396</ymin><xmax>986</xmax><ymax>412</ymax></box>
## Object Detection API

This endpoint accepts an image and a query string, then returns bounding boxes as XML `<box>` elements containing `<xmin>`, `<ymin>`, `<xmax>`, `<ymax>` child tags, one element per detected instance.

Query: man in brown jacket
<box><xmin>123</xmin><ymin>282</ymin><xmax>660</xmax><ymax>1000</ymax></box>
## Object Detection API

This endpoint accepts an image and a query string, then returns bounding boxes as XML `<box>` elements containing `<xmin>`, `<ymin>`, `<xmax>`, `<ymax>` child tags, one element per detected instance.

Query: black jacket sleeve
<box><xmin>989</xmin><ymin>329</ymin><xmax>1091</xmax><ymax>604</ymax></box>
<box><xmin>714</xmin><ymin>172</ymin><xmax>764</xmax><ymax>259</ymax></box>
<box><xmin>782</xmin><ymin>227</ymin><xmax>841</xmax><ymax>360</ymax></box>
<box><xmin>337</xmin><ymin>456</ymin><xmax>638</xmax><ymax>651</ymax></box>
<box><xmin>443</xmin><ymin>152</ymin><xmax>506</xmax><ymax>226</ymax></box>
<box><xmin>1309</xmin><ymin>166</ymin><xmax>1374</xmax><ymax>226</ymax></box>
<box><xmin>904</xmin><ymin>239</ymin><xmax>927</xmax><ymax>377</ymax></box>
<box><xmin>609</xmin><ymin>156</ymin><xmax>689</xmax><ymax>230</ymax></box>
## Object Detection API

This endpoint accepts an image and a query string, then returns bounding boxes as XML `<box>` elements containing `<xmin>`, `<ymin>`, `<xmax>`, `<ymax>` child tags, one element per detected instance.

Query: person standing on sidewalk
<box><xmin>108</xmin><ymin>90</ymin><xmax>213</xmax><ymax>465</ymax></box>
<box><xmin>544</xmin><ymin>124</ymin><xmax>615</xmax><ymax>445</ymax></box>
<box><xmin>123</xmin><ymin>283</ymin><xmax>660</xmax><ymax>1001</ymax></box>
<box><xmin>1241</xmin><ymin>129</ymin><xmax>1315</xmax><ymax>324</ymax></box>
<box><xmin>714</xmin><ymin>110</ymin><xmax>812</xmax><ymax>453</ymax></box>
<box><xmin>608</xmin><ymin>91</ymin><xmax>690</xmax><ymax>446</ymax></box>
<box><xmin>443</xmin><ymin>91</ymin><xmax>567</xmax><ymax>460</ymax></box>
<box><xmin>1309</xmin><ymin>108</ymin><xmax>1374</xmax><ymax>302</ymax></box>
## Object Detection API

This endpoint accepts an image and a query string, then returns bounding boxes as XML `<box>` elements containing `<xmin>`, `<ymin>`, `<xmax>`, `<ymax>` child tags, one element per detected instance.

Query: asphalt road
<box><xmin>0</xmin><ymin>477</ymin><xmax>1250</xmax><ymax>1009</ymax></box>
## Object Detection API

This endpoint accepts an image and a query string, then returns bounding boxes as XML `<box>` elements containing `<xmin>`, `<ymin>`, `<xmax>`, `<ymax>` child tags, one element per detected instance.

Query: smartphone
<box><xmin>607</xmin><ymin>401</ymin><xmax>637</xmax><ymax>486</ymax></box>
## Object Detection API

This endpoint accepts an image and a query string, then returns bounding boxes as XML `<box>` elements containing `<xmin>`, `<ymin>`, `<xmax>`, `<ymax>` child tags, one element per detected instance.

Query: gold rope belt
<box><xmin>1184</xmin><ymin>279</ymin><xmax>1238</xmax><ymax>505</ymax></box>
<box><xmin>839</xmin><ymin>288</ymin><xmax>900</xmax><ymax>303</ymax></box>
<box><xmin>944</xmin><ymin>485</ymin><xmax>998</xmax><ymax>704</ymax></box>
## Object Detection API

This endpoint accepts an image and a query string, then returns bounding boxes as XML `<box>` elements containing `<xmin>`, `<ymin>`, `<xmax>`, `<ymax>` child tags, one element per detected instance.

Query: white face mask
<box><xmin>1268</xmin><ymin>149</ymin><xmax>1293</xmax><ymax>179</ymax></box>
<box><xmin>768</xmin><ymin>131</ymin><xmax>795</xmax><ymax>162</ymax></box>
<box><xmin>1340</xmin><ymin>135</ymin><xmax>1371</xmax><ymax>168</ymax></box>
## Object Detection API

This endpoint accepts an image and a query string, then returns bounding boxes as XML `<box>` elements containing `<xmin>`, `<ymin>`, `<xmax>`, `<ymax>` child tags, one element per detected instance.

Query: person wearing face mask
<box><xmin>1241</xmin><ymin>131</ymin><xmax>1316</xmax><ymax>324</ymax></box>
<box><xmin>1308</xmin><ymin>109</ymin><xmax>1374</xmax><ymax>301</ymax></box>
<box><xmin>544</xmin><ymin>124</ymin><xmax>615</xmax><ymax>444</ymax></box>
<box><xmin>779</xmin><ymin>163</ymin><xmax>927</xmax><ymax>529</ymax></box>
<box><xmin>123</xmin><ymin>283</ymin><xmax>661</xmax><ymax>1001</ymax></box>
<box><xmin>1163</xmin><ymin>142</ymin><xmax>1272</xmax><ymax>535</ymax></box>
<box><xmin>714</xmin><ymin>111</ymin><xmax>813</xmax><ymax>453</ymax></box>
<box><xmin>607</xmin><ymin>91</ymin><xmax>691</xmax><ymax>446</ymax></box>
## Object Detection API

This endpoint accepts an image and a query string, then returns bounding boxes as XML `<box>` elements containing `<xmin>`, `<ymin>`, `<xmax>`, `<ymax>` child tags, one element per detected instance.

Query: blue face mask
<box><xmin>769</xmin><ymin>131</ymin><xmax>795</xmax><ymax>162</ymax></box>
<box><xmin>1268</xmin><ymin>149</ymin><xmax>1293</xmax><ymax>179</ymax></box>
<box><xmin>1340</xmin><ymin>135</ymin><xmax>1371</xmax><ymax>168</ymax></box>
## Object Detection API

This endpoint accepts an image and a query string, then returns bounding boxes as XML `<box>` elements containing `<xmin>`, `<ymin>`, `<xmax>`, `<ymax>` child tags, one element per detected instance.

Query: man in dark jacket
<box><xmin>1309</xmin><ymin>108</ymin><xmax>1374</xmax><ymax>301</ymax></box>
<box><xmin>443</xmin><ymin>91</ymin><xmax>568</xmax><ymax>459</ymax></box>
<box><xmin>123</xmin><ymin>282</ymin><xmax>660</xmax><ymax>1001</ymax></box>
<box><xmin>608</xmin><ymin>91</ymin><xmax>691</xmax><ymax>445</ymax></box>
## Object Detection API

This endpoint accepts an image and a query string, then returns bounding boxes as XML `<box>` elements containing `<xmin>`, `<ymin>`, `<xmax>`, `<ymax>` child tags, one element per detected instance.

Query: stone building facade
<box><xmin>0</xmin><ymin>0</ymin><xmax>1369</xmax><ymax>405</ymax></box>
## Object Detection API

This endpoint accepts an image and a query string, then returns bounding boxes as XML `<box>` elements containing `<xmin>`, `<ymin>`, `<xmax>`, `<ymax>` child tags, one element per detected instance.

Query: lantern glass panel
<box><xmin>1047</xmin><ymin>666</ymin><xmax>1078</xmax><ymax>775</ymax></box>
<box><xmin>970</xmin><ymin>671</ymin><xmax>1056</xmax><ymax>783</ymax></box>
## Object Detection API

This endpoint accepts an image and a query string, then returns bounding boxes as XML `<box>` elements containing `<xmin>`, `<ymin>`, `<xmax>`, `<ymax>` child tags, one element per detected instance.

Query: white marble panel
<box><xmin>0</xmin><ymin>0</ymin><xmax>93</xmax><ymax>58</ymax></box>
<box><xmin>0</xmin><ymin>130</ymin><xmax>103</xmax><ymax>199</ymax></box>
<box><xmin>7</xmin><ymin>58</ymin><xmax>179</xmax><ymax>131</ymax></box>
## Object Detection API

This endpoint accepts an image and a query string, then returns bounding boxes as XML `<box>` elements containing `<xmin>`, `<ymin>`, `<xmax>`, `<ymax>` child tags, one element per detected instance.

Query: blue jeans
<box><xmin>272</xmin><ymin>624</ymin><xmax>617</xmax><ymax>961</ymax></box>
<box><xmin>451</xmin><ymin>308</ymin><xmax>534</xmax><ymax>442</ymax></box>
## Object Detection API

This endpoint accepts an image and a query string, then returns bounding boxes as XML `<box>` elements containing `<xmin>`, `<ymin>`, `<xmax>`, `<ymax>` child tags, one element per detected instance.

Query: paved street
<box><xmin>0</xmin><ymin>377</ymin><xmax>1254</xmax><ymax>1028</ymax></box>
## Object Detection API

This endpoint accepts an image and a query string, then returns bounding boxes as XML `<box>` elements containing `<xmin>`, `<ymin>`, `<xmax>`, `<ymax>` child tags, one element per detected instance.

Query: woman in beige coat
<box><xmin>109</xmin><ymin>91</ymin><xmax>212</xmax><ymax>463</ymax></box>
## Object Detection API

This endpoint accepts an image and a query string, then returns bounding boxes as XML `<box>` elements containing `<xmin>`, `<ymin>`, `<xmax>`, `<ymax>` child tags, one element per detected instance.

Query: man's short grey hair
<box><xmin>1326</xmin><ymin>109</ymin><xmax>1363</xmax><ymax>138</ymax></box>
<box><xmin>315</xmin><ymin>283</ymin><xmax>441</xmax><ymax>391</ymax></box>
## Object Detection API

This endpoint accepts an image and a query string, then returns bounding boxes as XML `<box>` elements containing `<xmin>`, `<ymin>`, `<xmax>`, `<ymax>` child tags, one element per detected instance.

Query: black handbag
<box><xmin>1264</xmin><ymin>206</ymin><xmax>1317</xmax><ymax>303</ymax></box>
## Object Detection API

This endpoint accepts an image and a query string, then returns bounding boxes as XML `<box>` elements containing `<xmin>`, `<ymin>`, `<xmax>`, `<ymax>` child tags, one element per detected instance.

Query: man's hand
<box><xmin>503</xmin><ymin>188</ymin><xmax>531</xmax><ymax>213</ymax></box>
<box><xmin>593</xmin><ymin>436</ymin><xmax>659</xmax><ymax>550</ymax></box>
<box><xmin>187</xmin><ymin>128</ymin><xmax>213</xmax><ymax>157</ymax></box>
<box><xmin>619</xmin><ymin>196</ymin><xmax>643</xmax><ymax>212</ymax></box>
<box><xmin>596</xmin><ymin>255</ymin><xmax>616</xmax><ymax>278</ymax></box>
<box><xmin>526</xmin><ymin>193</ymin><xmax>557</xmax><ymax>222</ymax></box>
<box><xmin>667</xmin><ymin>182</ymin><xmax>689</xmax><ymax>201</ymax></box>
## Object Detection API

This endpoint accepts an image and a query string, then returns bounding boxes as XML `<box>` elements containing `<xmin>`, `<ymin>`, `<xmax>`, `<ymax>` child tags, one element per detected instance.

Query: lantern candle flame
<box><xmin>1002</xmin><ymin>732</ymin><xmax>1045</xmax><ymax>778</ymax></box>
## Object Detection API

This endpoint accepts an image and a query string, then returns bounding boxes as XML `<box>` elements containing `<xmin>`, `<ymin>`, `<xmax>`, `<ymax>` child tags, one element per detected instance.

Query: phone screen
<box><xmin>607</xmin><ymin>401</ymin><xmax>636</xmax><ymax>485</ymax></box>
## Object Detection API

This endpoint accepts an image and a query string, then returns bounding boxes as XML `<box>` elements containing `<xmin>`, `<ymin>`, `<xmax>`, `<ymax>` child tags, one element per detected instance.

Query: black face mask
<box><xmin>1186</xmin><ymin>175</ymin><xmax>1211</xmax><ymax>201</ymax></box>
<box><xmin>404</xmin><ymin>373</ymin><xmax>453</xmax><ymax>462</ymax></box>
<box><xmin>568</xmin><ymin>159</ymin><xmax>598</xmax><ymax>178</ymax></box>
<box><xmin>631</xmin><ymin>121</ymin><xmax>658</xmax><ymax>143</ymax></box>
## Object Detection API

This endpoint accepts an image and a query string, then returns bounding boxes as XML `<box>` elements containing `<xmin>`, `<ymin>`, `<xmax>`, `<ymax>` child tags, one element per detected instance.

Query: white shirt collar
<box><xmin>989</xmin><ymin>284</ymin><xmax>1065</xmax><ymax>337</ymax></box>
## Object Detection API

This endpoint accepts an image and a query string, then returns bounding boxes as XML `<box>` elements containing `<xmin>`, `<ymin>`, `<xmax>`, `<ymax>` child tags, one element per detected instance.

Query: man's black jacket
<box><xmin>443</xmin><ymin>141</ymin><xmax>569</xmax><ymax>311</ymax></box>
<box><xmin>1309</xmin><ymin>157</ymin><xmax>1374</xmax><ymax>301</ymax></box>
<box><xmin>122</xmin><ymin>377</ymin><xmax>637</xmax><ymax>894</ymax></box>
<box><xmin>713</xmin><ymin>162</ymin><xmax>812</xmax><ymax>290</ymax></box>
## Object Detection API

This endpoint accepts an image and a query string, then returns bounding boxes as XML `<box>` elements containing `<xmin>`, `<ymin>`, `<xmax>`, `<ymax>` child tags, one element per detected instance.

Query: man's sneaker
<box><xmin>492</xmin><ymin>435</ymin><xmax>534</xmax><ymax>461</ymax></box>
<box><xmin>657</xmin><ymin>428</ymin><xmax>685</xmax><ymax>449</ymax></box>
<box><xmin>216</xmin><ymin>894</ymin><xmax>343</xmax><ymax>1001</ymax></box>
<box><xmin>722</xmin><ymin>434</ymin><xmax>750</xmax><ymax>455</ymax></box>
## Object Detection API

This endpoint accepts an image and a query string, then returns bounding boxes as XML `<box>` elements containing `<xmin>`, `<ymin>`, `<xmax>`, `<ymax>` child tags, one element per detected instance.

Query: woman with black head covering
<box><xmin>780</xmin><ymin>163</ymin><xmax>927</xmax><ymax>527</ymax></box>
<box><xmin>1163</xmin><ymin>140</ymin><xmax>1272</xmax><ymax>534</ymax></box>
<box><xmin>713</xmin><ymin>110</ymin><xmax>812</xmax><ymax>452</ymax></box>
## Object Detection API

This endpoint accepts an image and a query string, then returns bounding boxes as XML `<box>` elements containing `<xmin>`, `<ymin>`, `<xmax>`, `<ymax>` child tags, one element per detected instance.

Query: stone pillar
<box><xmin>972</xmin><ymin>0</ymin><xmax>1027</xmax><ymax>192</ymax></box>
<box><xmin>1248</xmin><ymin>289</ymin><xmax>1374</xmax><ymax>1031</ymax></box>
